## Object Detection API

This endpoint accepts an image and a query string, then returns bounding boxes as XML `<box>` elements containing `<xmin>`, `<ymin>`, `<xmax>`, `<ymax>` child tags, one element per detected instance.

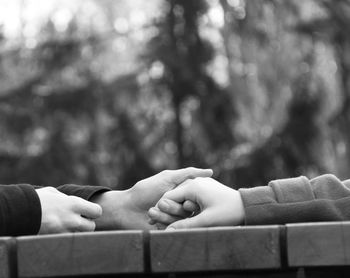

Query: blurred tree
<box><xmin>233</xmin><ymin>62</ymin><xmax>327</xmax><ymax>187</ymax></box>
<box><xmin>216</xmin><ymin>0</ymin><xmax>330</xmax><ymax>187</ymax></box>
<box><xmin>295</xmin><ymin>0</ymin><xmax>350</xmax><ymax>178</ymax></box>
<box><xmin>0</xmin><ymin>11</ymin><xmax>157</xmax><ymax>187</ymax></box>
<box><xmin>145</xmin><ymin>0</ymin><xmax>237</xmax><ymax>169</ymax></box>
<box><xmin>0</xmin><ymin>0</ymin><xmax>349</xmax><ymax>191</ymax></box>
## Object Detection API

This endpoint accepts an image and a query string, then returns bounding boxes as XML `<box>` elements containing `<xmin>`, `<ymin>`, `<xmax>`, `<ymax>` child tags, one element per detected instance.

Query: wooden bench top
<box><xmin>1</xmin><ymin>222</ymin><xmax>350</xmax><ymax>277</ymax></box>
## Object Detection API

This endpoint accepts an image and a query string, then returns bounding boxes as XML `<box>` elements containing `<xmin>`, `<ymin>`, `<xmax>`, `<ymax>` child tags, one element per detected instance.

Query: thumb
<box><xmin>166</xmin><ymin>214</ymin><xmax>206</xmax><ymax>230</ymax></box>
<box><xmin>168</xmin><ymin>167</ymin><xmax>213</xmax><ymax>185</ymax></box>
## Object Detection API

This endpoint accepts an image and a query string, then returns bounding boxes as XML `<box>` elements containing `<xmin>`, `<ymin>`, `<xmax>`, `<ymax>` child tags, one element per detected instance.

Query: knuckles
<box><xmin>160</xmin><ymin>170</ymin><xmax>171</xmax><ymax>177</ymax></box>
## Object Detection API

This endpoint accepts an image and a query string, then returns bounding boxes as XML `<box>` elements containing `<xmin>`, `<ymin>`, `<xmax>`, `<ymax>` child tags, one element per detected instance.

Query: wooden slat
<box><xmin>150</xmin><ymin>226</ymin><xmax>281</xmax><ymax>273</ymax></box>
<box><xmin>152</xmin><ymin>270</ymin><xmax>301</xmax><ymax>278</ymax></box>
<box><xmin>287</xmin><ymin>222</ymin><xmax>350</xmax><ymax>267</ymax></box>
<box><xmin>0</xmin><ymin>237</ymin><xmax>16</xmax><ymax>278</ymax></box>
<box><xmin>17</xmin><ymin>231</ymin><xmax>144</xmax><ymax>277</ymax></box>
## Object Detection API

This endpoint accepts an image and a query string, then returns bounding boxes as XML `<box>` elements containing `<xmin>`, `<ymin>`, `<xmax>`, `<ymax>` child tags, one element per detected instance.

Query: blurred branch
<box><xmin>0</xmin><ymin>75</ymin><xmax>42</xmax><ymax>100</ymax></box>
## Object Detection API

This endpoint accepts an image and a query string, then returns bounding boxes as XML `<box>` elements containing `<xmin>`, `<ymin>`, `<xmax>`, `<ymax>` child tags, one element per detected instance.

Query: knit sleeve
<box><xmin>238</xmin><ymin>174</ymin><xmax>350</xmax><ymax>225</ymax></box>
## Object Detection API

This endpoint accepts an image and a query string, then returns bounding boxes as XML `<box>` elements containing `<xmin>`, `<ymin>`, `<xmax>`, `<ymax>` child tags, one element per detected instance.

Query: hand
<box><xmin>91</xmin><ymin>167</ymin><xmax>213</xmax><ymax>230</ymax></box>
<box><xmin>36</xmin><ymin>187</ymin><xmax>102</xmax><ymax>234</ymax></box>
<box><xmin>148</xmin><ymin>177</ymin><xmax>245</xmax><ymax>229</ymax></box>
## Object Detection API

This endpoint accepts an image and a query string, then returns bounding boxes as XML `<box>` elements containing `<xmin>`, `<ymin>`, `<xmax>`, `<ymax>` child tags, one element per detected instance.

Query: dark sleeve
<box><xmin>56</xmin><ymin>184</ymin><xmax>111</xmax><ymax>200</ymax></box>
<box><xmin>238</xmin><ymin>174</ymin><xmax>350</xmax><ymax>225</ymax></box>
<box><xmin>0</xmin><ymin>184</ymin><xmax>41</xmax><ymax>236</ymax></box>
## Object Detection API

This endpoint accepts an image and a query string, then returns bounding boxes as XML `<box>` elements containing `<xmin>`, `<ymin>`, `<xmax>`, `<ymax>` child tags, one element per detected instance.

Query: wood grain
<box><xmin>150</xmin><ymin>226</ymin><xmax>281</xmax><ymax>273</ymax></box>
<box><xmin>0</xmin><ymin>237</ymin><xmax>16</xmax><ymax>278</ymax></box>
<box><xmin>287</xmin><ymin>222</ymin><xmax>350</xmax><ymax>267</ymax></box>
<box><xmin>17</xmin><ymin>231</ymin><xmax>144</xmax><ymax>277</ymax></box>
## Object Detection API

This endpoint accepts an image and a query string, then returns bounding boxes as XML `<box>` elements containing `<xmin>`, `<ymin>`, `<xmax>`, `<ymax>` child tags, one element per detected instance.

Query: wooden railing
<box><xmin>1</xmin><ymin>222</ymin><xmax>350</xmax><ymax>277</ymax></box>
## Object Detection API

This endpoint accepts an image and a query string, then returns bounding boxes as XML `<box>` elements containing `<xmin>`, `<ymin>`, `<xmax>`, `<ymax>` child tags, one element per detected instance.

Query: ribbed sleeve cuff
<box><xmin>0</xmin><ymin>184</ymin><xmax>41</xmax><ymax>236</ymax></box>
<box><xmin>269</xmin><ymin>176</ymin><xmax>314</xmax><ymax>203</ymax></box>
<box><xmin>239</xmin><ymin>186</ymin><xmax>277</xmax><ymax>207</ymax></box>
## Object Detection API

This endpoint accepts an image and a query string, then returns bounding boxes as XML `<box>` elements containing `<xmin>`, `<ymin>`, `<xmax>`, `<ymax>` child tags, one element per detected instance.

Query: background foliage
<box><xmin>0</xmin><ymin>0</ymin><xmax>349</xmax><ymax>189</ymax></box>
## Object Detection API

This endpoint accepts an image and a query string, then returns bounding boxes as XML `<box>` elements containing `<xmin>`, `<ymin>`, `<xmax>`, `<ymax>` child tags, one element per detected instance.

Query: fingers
<box><xmin>166</xmin><ymin>167</ymin><xmax>213</xmax><ymax>185</ymax></box>
<box><xmin>148</xmin><ymin>207</ymin><xmax>181</xmax><ymax>225</ymax></box>
<box><xmin>149</xmin><ymin>199</ymin><xmax>200</xmax><ymax>226</ymax></box>
<box><xmin>183</xmin><ymin>200</ymin><xmax>199</xmax><ymax>212</ymax></box>
<box><xmin>71</xmin><ymin>196</ymin><xmax>103</xmax><ymax>219</ymax></box>
<box><xmin>158</xmin><ymin>199</ymin><xmax>193</xmax><ymax>218</ymax></box>
<box><xmin>161</xmin><ymin>183</ymin><xmax>195</xmax><ymax>203</ymax></box>
<box><xmin>76</xmin><ymin>217</ymin><xmax>97</xmax><ymax>232</ymax></box>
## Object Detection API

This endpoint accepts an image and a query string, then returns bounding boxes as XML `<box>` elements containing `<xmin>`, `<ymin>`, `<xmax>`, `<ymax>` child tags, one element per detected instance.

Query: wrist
<box><xmin>91</xmin><ymin>190</ymin><xmax>130</xmax><ymax>230</ymax></box>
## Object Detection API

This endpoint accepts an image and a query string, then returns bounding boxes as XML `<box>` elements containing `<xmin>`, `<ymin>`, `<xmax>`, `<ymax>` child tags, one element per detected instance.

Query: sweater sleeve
<box><xmin>0</xmin><ymin>184</ymin><xmax>42</xmax><ymax>236</ymax></box>
<box><xmin>56</xmin><ymin>184</ymin><xmax>111</xmax><ymax>200</ymax></box>
<box><xmin>238</xmin><ymin>174</ymin><xmax>350</xmax><ymax>225</ymax></box>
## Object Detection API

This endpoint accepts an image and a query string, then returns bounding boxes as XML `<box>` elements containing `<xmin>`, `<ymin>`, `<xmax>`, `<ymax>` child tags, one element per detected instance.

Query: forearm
<box><xmin>91</xmin><ymin>189</ymin><xmax>157</xmax><ymax>231</ymax></box>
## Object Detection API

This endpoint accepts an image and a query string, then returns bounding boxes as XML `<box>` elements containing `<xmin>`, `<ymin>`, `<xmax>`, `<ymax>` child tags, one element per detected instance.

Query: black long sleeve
<box><xmin>56</xmin><ymin>184</ymin><xmax>110</xmax><ymax>200</ymax></box>
<box><xmin>0</xmin><ymin>183</ymin><xmax>110</xmax><ymax>236</ymax></box>
<box><xmin>0</xmin><ymin>184</ymin><xmax>41</xmax><ymax>236</ymax></box>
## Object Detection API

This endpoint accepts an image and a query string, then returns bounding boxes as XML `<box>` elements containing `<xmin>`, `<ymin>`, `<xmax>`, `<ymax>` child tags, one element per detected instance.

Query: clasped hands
<box><xmin>37</xmin><ymin>168</ymin><xmax>222</xmax><ymax>234</ymax></box>
<box><xmin>148</xmin><ymin>176</ymin><xmax>245</xmax><ymax>230</ymax></box>
<box><xmin>37</xmin><ymin>167</ymin><xmax>246</xmax><ymax>234</ymax></box>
